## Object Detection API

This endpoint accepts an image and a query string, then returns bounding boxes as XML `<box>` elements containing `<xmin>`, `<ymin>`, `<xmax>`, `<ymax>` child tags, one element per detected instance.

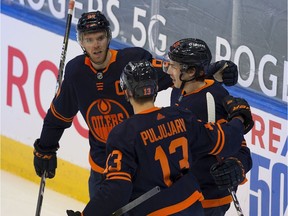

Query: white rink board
<box><xmin>1</xmin><ymin>14</ymin><xmax>90</xmax><ymax>169</ymax></box>
<box><xmin>1</xmin><ymin>13</ymin><xmax>287</xmax><ymax>216</ymax></box>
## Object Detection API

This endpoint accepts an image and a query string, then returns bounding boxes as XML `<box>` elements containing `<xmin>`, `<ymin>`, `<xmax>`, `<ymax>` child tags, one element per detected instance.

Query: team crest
<box><xmin>86</xmin><ymin>99</ymin><xmax>130</xmax><ymax>142</ymax></box>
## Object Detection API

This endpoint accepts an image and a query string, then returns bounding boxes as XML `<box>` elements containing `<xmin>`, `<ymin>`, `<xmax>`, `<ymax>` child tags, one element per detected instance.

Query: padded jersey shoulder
<box><xmin>66</xmin><ymin>54</ymin><xmax>86</xmax><ymax>69</ymax></box>
<box><xmin>64</xmin><ymin>54</ymin><xmax>87</xmax><ymax>78</ymax></box>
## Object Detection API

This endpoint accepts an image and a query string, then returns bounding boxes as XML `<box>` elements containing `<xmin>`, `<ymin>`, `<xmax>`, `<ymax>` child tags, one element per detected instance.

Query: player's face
<box><xmin>166</xmin><ymin>60</ymin><xmax>183</xmax><ymax>88</ymax></box>
<box><xmin>81</xmin><ymin>31</ymin><xmax>109</xmax><ymax>64</ymax></box>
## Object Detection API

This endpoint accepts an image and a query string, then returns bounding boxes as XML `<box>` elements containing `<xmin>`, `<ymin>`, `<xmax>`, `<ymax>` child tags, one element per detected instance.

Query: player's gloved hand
<box><xmin>207</xmin><ymin>60</ymin><xmax>238</xmax><ymax>86</ymax></box>
<box><xmin>33</xmin><ymin>138</ymin><xmax>58</xmax><ymax>178</ymax></box>
<box><xmin>66</xmin><ymin>210</ymin><xmax>81</xmax><ymax>216</ymax></box>
<box><xmin>210</xmin><ymin>157</ymin><xmax>245</xmax><ymax>190</ymax></box>
<box><xmin>223</xmin><ymin>95</ymin><xmax>254</xmax><ymax>134</ymax></box>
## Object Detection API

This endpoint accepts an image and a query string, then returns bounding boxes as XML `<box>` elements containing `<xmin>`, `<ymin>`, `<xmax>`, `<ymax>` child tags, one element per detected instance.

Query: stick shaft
<box><xmin>55</xmin><ymin>0</ymin><xmax>75</xmax><ymax>94</ymax></box>
<box><xmin>228</xmin><ymin>188</ymin><xmax>244</xmax><ymax>216</ymax></box>
<box><xmin>112</xmin><ymin>186</ymin><xmax>161</xmax><ymax>216</ymax></box>
<box><xmin>206</xmin><ymin>92</ymin><xmax>216</xmax><ymax>122</ymax></box>
<box><xmin>213</xmin><ymin>62</ymin><xmax>228</xmax><ymax>82</ymax></box>
<box><xmin>35</xmin><ymin>171</ymin><xmax>46</xmax><ymax>216</ymax></box>
<box><xmin>35</xmin><ymin>2</ymin><xmax>75</xmax><ymax>215</ymax></box>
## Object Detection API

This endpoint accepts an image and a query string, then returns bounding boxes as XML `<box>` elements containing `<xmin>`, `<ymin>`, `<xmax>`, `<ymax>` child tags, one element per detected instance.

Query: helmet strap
<box><xmin>177</xmin><ymin>69</ymin><xmax>196</xmax><ymax>104</ymax></box>
<box><xmin>179</xmin><ymin>69</ymin><xmax>196</xmax><ymax>86</ymax></box>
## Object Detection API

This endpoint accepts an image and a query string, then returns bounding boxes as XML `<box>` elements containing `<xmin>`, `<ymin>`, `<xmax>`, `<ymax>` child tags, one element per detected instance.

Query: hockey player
<box><xmin>32</xmin><ymin>11</ymin><xmax>239</xmax><ymax>200</ymax></box>
<box><xmin>33</xmin><ymin>11</ymin><xmax>173</xmax><ymax>199</ymax></box>
<box><xmin>164</xmin><ymin>38</ymin><xmax>253</xmax><ymax>215</ymax></box>
<box><xmin>66</xmin><ymin>60</ymin><xmax>253</xmax><ymax>216</ymax></box>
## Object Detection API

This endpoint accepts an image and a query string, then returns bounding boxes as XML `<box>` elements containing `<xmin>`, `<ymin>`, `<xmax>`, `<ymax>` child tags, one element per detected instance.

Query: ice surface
<box><xmin>1</xmin><ymin>170</ymin><xmax>241</xmax><ymax>216</ymax></box>
<box><xmin>1</xmin><ymin>170</ymin><xmax>85</xmax><ymax>216</ymax></box>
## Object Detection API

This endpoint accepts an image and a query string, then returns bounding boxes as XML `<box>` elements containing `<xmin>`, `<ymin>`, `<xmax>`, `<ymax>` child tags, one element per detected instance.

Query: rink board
<box><xmin>1</xmin><ymin>3</ymin><xmax>287</xmax><ymax>216</ymax></box>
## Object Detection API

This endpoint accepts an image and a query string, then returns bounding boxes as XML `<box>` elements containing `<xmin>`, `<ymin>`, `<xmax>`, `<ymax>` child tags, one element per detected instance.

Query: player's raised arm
<box><xmin>192</xmin><ymin>95</ymin><xmax>254</xmax><ymax>158</ymax></box>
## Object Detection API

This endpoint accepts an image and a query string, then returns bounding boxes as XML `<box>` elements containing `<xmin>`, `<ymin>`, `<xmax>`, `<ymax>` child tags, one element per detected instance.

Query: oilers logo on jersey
<box><xmin>86</xmin><ymin>99</ymin><xmax>130</xmax><ymax>142</ymax></box>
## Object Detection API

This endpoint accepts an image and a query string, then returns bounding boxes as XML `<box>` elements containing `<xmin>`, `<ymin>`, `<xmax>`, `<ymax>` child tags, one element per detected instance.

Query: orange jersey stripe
<box><xmin>241</xmin><ymin>140</ymin><xmax>247</xmax><ymax>147</ymax></box>
<box><xmin>89</xmin><ymin>154</ymin><xmax>105</xmax><ymax>173</ymax></box>
<box><xmin>106</xmin><ymin>176</ymin><xmax>131</xmax><ymax>181</ymax></box>
<box><xmin>201</xmin><ymin>195</ymin><xmax>232</xmax><ymax>208</ymax></box>
<box><xmin>240</xmin><ymin>177</ymin><xmax>248</xmax><ymax>185</ymax></box>
<box><xmin>106</xmin><ymin>172</ymin><xmax>131</xmax><ymax>179</ymax></box>
<box><xmin>147</xmin><ymin>191</ymin><xmax>203</xmax><ymax>216</ymax></box>
<box><xmin>209</xmin><ymin>123</ymin><xmax>226</xmax><ymax>155</ymax></box>
<box><xmin>209</xmin><ymin>128</ymin><xmax>221</xmax><ymax>155</ymax></box>
<box><xmin>213</xmin><ymin>123</ymin><xmax>225</xmax><ymax>155</ymax></box>
<box><xmin>50</xmin><ymin>103</ymin><xmax>73</xmax><ymax>122</ymax></box>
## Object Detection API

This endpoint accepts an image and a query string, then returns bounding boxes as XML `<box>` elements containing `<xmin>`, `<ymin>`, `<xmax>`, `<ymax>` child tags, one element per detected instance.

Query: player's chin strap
<box><xmin>176</xmin><ymin>81</ymin><xmax>186</xmax><ymax>104</ymax></box>
<box><xmin>176</xmin><ymin>64</ymin><xmax>205</xmax><ymax>104</ymax></box>
<box><xmin>176</xmin><ymin>73</ymin><xmax>196</xmax><ymax>104</ymax></box>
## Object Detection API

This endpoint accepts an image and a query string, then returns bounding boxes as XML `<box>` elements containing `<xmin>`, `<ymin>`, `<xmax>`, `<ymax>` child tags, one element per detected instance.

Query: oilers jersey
<box><xmin>82</xmin><ymin>106</ymin><xmax>245</xmax><ymax>216</ymax></box>
<box><xmin>170</xmin><ymin>79</ymin><xmax>252</xmax><ymax>209</ymax></box>
<box><xmin>39</xmin><ymin>47</ymin><xmax>172</xmax><ymax>173</ymax></box>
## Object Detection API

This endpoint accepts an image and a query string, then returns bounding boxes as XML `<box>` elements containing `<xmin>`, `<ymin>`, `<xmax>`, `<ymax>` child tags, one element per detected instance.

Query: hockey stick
<box><xmin>206</xmin><ymin>62</ymin><xmax>230</xmax><ymax>122</ymax></box>
<box><xmin>213</xmin><ymin>62</ymin><xmax>228</xmax><ymax>82</ymax></box>
<box><xmin>228</xmin><ymin>188</ymin><xmax>244</xmax><ymax>216</ymax></box>
<box><xmin>35</xmin><ymin>1</ymin><xmax>75</xmax><ymax>216</ymax></box>
<box><xmin>55</xmin><ymin>0</ymin><xmax>75</xmax><ymax>94</ymax></box>
<box><xmin>111</xmin><ymin>186</ymin><xmax>161</xmax><ymax>216</ymax></box>
<box><xmin>206</xmin><ymin>92</ymin><xmax>216</xmax><ymax>122</ymax></box>
<box><xmin>35</xmin><ymin>171</ymin><xmax>47</xmax><ymax>216</ymax></box>
<box><xmin>208</xmin><ymin>62</ymin><xmax>245</xmax><ymax>215</ymax></box>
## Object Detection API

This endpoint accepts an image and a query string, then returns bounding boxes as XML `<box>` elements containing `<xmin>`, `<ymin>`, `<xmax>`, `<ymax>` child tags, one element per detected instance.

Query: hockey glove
<box><xmin>207</xmin><ymin>60</ymin><xmax>238</xmax><ymax>86</ymax></box>
<box><xmin>223</xmin><ymin>95</ymin><xmax>254</xmax><ymax>134</ymax></box>
<box><xmin>66</xmin><ymin>210</ymin><xmax>81</xmax><ymax>216</ymax></box>
<box><xmin>210</xmin><ymin>157</ymin><xmax>245</xmax><ymax>190</ymax></box>
<box><xmin>33</xmin><ymin>138</ymin><xmax>58</xmax><ymax>178</ymax></box>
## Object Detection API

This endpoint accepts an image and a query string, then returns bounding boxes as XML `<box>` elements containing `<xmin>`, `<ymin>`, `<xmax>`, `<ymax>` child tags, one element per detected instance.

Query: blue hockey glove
<box><xmin>207</xmin><ymin>60</ymin><xmax>238</xmax><ymax>86</ymax></box>
<box><xmin>223</xmin><ymin>95</ymin><xmax>254</xmax><ymax>134</ymax></box>
<box><xmin>210</xmin><ymin>157</ymin><xmax>245</xmax><ymax>190</ymax></box>
<box><xmin>33</xmin><ymin>138</ymin><xmax>58</xmax><ymax>178</ymax></box>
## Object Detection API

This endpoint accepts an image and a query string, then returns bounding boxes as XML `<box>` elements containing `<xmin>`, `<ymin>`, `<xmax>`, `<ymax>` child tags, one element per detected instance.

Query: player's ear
<box><xmin>187</xmin><ymin>67</ymin><xmax>196</xmax><ymax>77</ymax></box>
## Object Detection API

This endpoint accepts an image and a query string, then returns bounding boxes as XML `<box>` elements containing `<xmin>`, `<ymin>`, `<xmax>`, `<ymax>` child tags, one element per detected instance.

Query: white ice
<box><xmin>1</xmin><ymin>170</ymin><xmax>85</xmax><ymax>216</ymax></box>
<box><xmin>1</xmin><ymin>170</ymin><xmax>241</xmax><ymax>216</ymax></box>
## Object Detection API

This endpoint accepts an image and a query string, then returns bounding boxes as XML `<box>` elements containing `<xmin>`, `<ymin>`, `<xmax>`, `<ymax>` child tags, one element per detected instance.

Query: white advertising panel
<box><xmin>1</xmin><ymin>6</ymin><xmax>287</xmax><ymax>215</ymax></box>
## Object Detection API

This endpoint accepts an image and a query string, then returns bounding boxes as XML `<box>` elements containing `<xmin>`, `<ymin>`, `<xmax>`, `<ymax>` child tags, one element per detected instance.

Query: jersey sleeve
<box><xmin>82</xmin><ymin>126</ymin><xmax>136</xmax><ymax>216</ymax></box>
<box><xmin>151</xmin><ymin>58</ymin><xmax>173</xmax><ymax>91</ymax></box>
<box><xmin>104</xmin><ymin>125</ymin><xmax>138</xmax><ymax>181</ymax></box>
<box><xmin>232</xmin><ymin>139</ymin><xmax>253</xmax><ymax>173</ymax></box>
<box><xmin>190</xmin><ymin>118</ymin><xmax>245</xmax><ymax>158</ymax></box>
<box><xmin>39</xmin><ymin>62</ymin><xmax>79</xmax><ymax>148</ymax></box>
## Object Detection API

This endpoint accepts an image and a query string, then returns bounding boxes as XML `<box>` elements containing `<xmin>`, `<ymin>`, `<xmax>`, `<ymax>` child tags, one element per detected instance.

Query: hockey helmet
<box><xmin>77</xmin><ymin>11</ymin><xmax>111</xmax><ymax>39</ymax></box>
<box><xmin>120</xmin><ymin>60</ymin><xmax>158</xmax><ymax>99</ymax></box>
<box><xmin>168</xmin><ymin>38</ymin><xmax>212</xmax><ymax>70</ymax></box>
